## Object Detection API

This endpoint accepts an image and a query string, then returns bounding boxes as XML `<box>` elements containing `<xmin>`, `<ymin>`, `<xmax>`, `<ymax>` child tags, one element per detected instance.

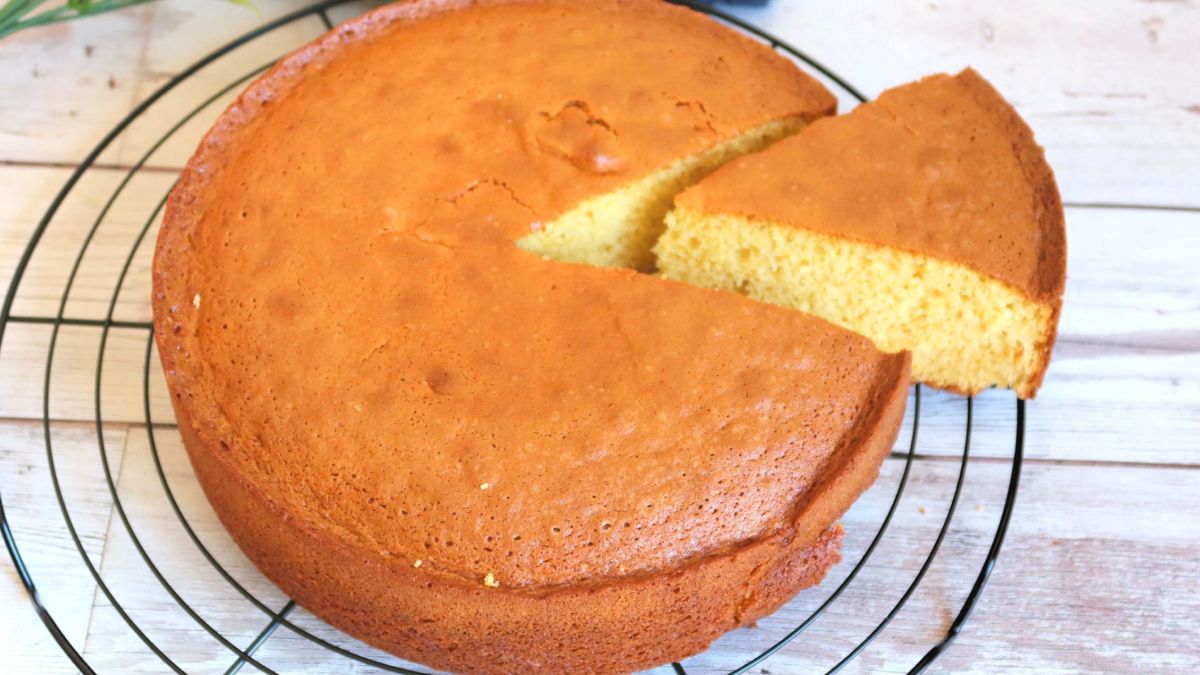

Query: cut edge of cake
<box><xmin>656</xmin><ymin>208</ymin><xmax>1055</xmax><ymax>397</ymax></box>
<box><xmin>516</xmin><ymin>115</ymin><xmax>812</xmax><ymax>271</ymax></box>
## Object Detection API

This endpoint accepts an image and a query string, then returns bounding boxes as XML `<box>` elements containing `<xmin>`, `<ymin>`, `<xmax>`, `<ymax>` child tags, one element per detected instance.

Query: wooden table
<box><xmin>1</xmin><ymin>2</ymin><xmax>1197</xmax><ymax>673</ymax></box>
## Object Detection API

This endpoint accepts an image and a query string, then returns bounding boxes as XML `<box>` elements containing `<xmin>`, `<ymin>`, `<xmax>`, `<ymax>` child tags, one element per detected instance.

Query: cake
<box><xmin>152</xmin><ymin>1</ymin><xmax>911</xmax><ymax>673</ymax></box>
<box><xmin>657</xmin><ymin>69</ymin><xmax>1066</xmax><ymax>398</ymax></box>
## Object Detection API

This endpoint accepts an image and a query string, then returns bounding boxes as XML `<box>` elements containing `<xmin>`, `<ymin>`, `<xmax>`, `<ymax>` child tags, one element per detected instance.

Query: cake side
<box><xmin>180</xmin><ymin>401</ymin><xmax>840</xmax><ymax>673</ymax></box>
<box><xmin>172</xmin><ymin>336</ymin><xmax>907</xmax><ymax>674</ymax></box>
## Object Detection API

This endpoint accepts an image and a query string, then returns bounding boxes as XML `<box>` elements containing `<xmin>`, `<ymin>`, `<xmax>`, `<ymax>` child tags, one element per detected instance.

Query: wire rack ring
<box><xmin>0</xmin><ymin>2</ymin><xmax>1025</xmax><ymax>673</ymax></box>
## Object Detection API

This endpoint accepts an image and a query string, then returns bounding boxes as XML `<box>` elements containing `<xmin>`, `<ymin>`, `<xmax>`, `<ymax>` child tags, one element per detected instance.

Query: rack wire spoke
<box><xmin>0</xmin><ymin>2</ymin><xmax>1023</xmax><ymax>673</ymax></box>
<box><xmin>5</xmin><ymin>315</ymin><xmax>154</xmax><ymax>329</ymax></box>
<box><xmin>223</xmin><ymin>601</ymin><xmax>298</xmax><ymax>675</ymax></box>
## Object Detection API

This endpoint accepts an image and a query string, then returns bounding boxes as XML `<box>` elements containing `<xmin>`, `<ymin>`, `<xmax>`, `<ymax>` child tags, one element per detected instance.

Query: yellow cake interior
<box><xmin>654</xmin><ymin>207</ymin><xmax>1053</xmax><ymax>397</ymax></box>
<box><xmin>517</xmin><ymin>116</ymin><xmax>807</xmax><ymax>271</ymax></box>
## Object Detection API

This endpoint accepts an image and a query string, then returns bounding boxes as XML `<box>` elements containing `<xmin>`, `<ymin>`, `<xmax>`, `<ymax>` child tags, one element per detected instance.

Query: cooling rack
<box><xmin>0</xmin><ymin>2</ymin><xmax>1025</xmax><ymax>673</ymax></box>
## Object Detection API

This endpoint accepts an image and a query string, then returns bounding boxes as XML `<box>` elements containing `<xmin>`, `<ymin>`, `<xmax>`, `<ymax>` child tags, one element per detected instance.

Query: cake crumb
<box><xmin>483</xmin><ymin>572</ymin><xmax>499</xmax><ymax>588</ymax></box>
<box><xmin>918</xmin><ymin>506</ymin><xmax>927</xmax><ymax>514</ymax></box>
<box><xmin>192</xmin><ymin>293</ymin><xmax>201</xmax><ymax>309</ymax></box>
<box><xmin>413</xmin><ymin>559</ymin><xmax>423</xmax><ymax>568</ymax></box>
<box><xmin>480</xmin><ymin>482</ymin><xmax>490</xmax><ymax>490</ymax></box>
<box><xmin>975</xmin><ymin>504</ymin><xmax>984</xmax><ymax>512</ymax></box>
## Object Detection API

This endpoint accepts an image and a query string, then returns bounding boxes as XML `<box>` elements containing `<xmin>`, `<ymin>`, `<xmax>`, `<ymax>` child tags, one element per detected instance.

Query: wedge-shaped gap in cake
<box><xmin>516</xmin><ymin>114</ymin><xmax>817</xmax><ymax>272</ymax></box>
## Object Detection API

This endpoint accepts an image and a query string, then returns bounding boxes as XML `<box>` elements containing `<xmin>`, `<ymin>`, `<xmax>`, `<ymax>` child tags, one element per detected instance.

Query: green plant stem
<box><xmin>0</xmin><ymin>0</ymin><xmax>249</xmax><ymax>40</ymax></box>
<box><xmin>0</xmin><ymin>0</ymin><xmax>49</xmax><ymax>26</ymax></box>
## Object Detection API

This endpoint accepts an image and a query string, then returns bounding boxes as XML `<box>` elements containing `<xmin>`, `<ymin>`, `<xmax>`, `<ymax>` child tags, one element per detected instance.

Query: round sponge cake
<box><xmin>152</xmin><ymin>1</ymin><xmax>910</xmax><ymax>672</ymax></box>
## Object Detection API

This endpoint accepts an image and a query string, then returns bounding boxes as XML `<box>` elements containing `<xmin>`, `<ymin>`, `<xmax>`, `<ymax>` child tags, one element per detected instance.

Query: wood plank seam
<box><xmin>80</xmin><ymin>425</ymin><xmax>134</xmax><ymax>658</ymax></box>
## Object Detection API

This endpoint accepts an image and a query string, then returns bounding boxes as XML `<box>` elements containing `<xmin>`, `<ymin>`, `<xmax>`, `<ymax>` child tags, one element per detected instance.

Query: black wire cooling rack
<box><xmin>0</xmin><ymin>2</ymin><xmax>1025</xmax><ymax>673</ymax></box>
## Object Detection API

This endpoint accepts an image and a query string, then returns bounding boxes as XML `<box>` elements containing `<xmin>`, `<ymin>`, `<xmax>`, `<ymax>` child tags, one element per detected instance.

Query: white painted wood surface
<box><xmin>1</xmin><ymin>1</ymin><xmax>1198</xmax><ymax>673</ymax></box>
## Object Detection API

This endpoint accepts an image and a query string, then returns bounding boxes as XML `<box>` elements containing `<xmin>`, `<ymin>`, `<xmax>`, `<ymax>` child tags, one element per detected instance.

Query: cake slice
<box><xmin>656</xmin><ymin>69</ymin><xmax>1065</xmax><ymax>398</ymax></box>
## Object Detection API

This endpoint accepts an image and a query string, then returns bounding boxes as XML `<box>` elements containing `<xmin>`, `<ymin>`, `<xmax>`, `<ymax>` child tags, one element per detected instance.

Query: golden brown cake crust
<box><xmin>952</xmin><ymin>69</ymin><xmax>1066</xmax><ymax>305</ymax></box>
<box><xmin>153</xmin><ymin>1</ymin><xmax>906</xmax><ymax>671</ymax></box>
